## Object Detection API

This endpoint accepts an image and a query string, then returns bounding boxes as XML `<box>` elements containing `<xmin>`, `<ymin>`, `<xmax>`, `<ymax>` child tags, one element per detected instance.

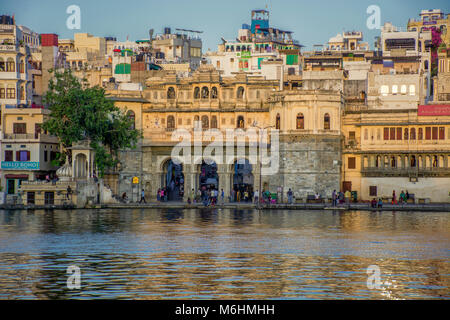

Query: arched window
<box><xmin>391</xmin><ymin>156</ymin><xmax>396</xmax><ymax>168</ymax></box>
<box><xmin>153</xmin><ymin>91</ymin><xmax>158</xmax><ymax>100</ymax></box>
<box><xmin>424</xmin><ymin>60</ymin><xmax>429</xmax><ymax>70</ymax></box>
<box><xmin>167</xmin><ymin>115</ymin><xmax>175</xmax><ymax>129</ymax></box>
<box><xmin>296</xmin><ymin>113</ymin><xmax>304</xmax><ymax>129</ymax></box>
<box><xmin>409</xmin><ymin>85</ymin><xmax>416</xmax><ymax>96</ymax></box>
<box><xmin>194</xmin><ymin>87</ymin><xmax>200</xmax><ymax>99</ymax></box>
<box><xmin>19</xmin><ymin>60</ymin><xmax>24</xmax><ymax>73</ymax></box>
<box><xmin>127</xmin><ymin>110</ymin><xmax>135</xmax><ymax>129</ymax></box>
<box><xmin>392</xmin><ymin>85</ymin><xmax>398</xmax><ymax>95</ymax></box>
<box><xmin>380</xmin><ymin>85</ymin><xmax>389</xmax><ymax>96</ymax></box>
<box><xmin>324</xmin><ymin>113</ymin><xmax>330</xmax><ymax>130</ymax></box>
<box><xmin>201</xmin><ymin>86</ymin><xmax>209</xmax><ymax>99</ymax></box>
<box><xmin>237</xmin><ymin>86</ymin><xmax>245</xmax><ymax>99</ymax></box>
<box><xmin>410</xmin><ymin>155</ymin><xmax>416</xmax><ymax>167</ymax></box>
<box><xmin>167</xmin><ymin>87</ymin><xmax>176</xmax><ymax>99</ymax></box>
<box><xmin>201</xmin><ymin>115</ymin><xmax>209</xmax><ymax>129</ymax></box>
<box><xmin>418</xmin><ymin>128</ymin><xmax>423</xmax><ymax>140</ymax></box>
<box><xmin>194</xmin><ymin>115</ymin><xmax>200</xmax><ymax>128</ymax></box>
<box><xmin>275</xmin><ymin>114</ymin><xmax>280</xmax><ymax>130</ymax></box>
<box><xmin>404</xmin><ymin>128</ymin><xmax>409</xmax><ymax>140</ymax></box>
<box><xmin>78</xmin><ymin>61</ymin><xmax>82</xmax><ymax>68</ymax></box>
<box><xmin>211</xmin><ymin>87</ymin><xmax>218</xmax><ymax>99</ymax></box>
<box><xmin>237</xmin><ymin>116</ymin><xmax>244</xmax><ymax>129</ymax></box>
<box><xmin>0</xmin><ymin>58</ymin><xmax>6</xmax><ymax>71</ymax></box>
<box><xmin>410</xmin><ymin>128</ymin><xmax>416</xmax><ymax>140</ymax></box>
<box><xmin>211</xmin><ymin>116</ymin><xmax>218</xmax><ymax>129</ymax></box>
<box><xmin>6</xmin><ymin>58</ymin><xmax>15</xmax><ymax>72</ymax></box>
<box><xmin>20</xmin><ymin>86</ymin><xmax>25</xmax><ymax>100</ymax></box>
<box><xmin>401</xmin><ymin>85</ymin><xmax>407</xmax><ymax>94</ymax></box>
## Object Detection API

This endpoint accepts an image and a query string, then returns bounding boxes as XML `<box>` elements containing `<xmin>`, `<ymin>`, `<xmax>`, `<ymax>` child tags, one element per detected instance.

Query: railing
<box><xmin>3</xmin><ymin>133</ymin><xmax>57</xmax><ymax>141</ymax></box>
<box><xmin>362</xmin><ymin>167</ymin><xmax>450</xmax><ymax>175</ymax></box>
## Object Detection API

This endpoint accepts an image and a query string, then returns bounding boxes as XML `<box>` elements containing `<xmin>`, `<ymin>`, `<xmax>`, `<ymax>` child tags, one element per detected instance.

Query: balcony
<box><xmin>361</xmin><ymin>167</ymin><xmax>450</xmax><ymax>177</ymax></box>
<box><xmin>2</xmin><ymin>133</ymin><xmax>59</xmax><ymax>143</ymax></box>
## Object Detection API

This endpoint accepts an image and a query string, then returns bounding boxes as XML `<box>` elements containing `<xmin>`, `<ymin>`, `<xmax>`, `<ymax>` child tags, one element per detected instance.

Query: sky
<box><xmin>2</xmin><ymin>0</ymin><xmax>450</xmax><ymax>51</ymax></box>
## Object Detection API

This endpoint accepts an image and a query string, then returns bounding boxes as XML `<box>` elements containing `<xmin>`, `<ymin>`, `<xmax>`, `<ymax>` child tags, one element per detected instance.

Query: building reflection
<box><xmin>0</xmin><ymin>209</ymin><xmax>448</xmax><ymax>299</ymax></box>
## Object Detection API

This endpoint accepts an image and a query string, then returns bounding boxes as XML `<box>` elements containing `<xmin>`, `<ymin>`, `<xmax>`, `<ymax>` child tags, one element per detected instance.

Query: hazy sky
<box><xmin>2</xmin><ymin>0</ymin><xmax>449</xmax><ymax>51</ymax></box>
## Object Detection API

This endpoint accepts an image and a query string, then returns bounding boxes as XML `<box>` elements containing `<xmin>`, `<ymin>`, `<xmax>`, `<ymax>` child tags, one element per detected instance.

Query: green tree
<box><xmin>42</xmin><ymin>69</ymin><xmax>140</xmax><ymax>176</ymax></box>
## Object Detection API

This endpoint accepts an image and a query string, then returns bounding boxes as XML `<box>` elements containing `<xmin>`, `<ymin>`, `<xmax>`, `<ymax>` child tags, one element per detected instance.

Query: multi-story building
<box><xmin>102</xmin><ymin>64</ymin><xmax>341</xmax><ymax>202</ymax></box>
<box><xmin>206</xmin><ymin>10</ymin><xmax>302</xmax><ymax>80</ymax></box>
<box><xmin>407</xmin><ymin>9</ymin><xmax>450</xmax><ymax>45</ymax></box>
<box><xmin>0</xmin><ymin>18</ymin><xmax>60</xmax><ymax>200</ymax></box>
<box><xmin>151</xmin><ymin>27</ymin><xmax>202</xmax><ymax>70</ymax></box>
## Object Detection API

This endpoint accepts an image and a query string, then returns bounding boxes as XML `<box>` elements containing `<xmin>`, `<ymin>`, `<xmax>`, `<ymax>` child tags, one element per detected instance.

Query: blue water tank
<box><xmin>242</xmin><ymin>24</ymin><xmax>250</xmax><ymax>30</ymax></box>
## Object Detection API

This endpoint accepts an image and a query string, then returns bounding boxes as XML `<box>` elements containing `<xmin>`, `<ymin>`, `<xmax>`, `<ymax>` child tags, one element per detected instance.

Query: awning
<box><xmin>5</xmin><ymin>174</ymin><xmax>29</xmax><ymax>179</ymax></box>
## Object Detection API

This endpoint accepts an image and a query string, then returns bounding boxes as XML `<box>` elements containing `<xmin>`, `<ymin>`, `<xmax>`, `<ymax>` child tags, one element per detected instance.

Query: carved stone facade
<box><xmin>108</xmin><ymin>65</ymin><xmax>343</xmax><ymax>201</ymax></box>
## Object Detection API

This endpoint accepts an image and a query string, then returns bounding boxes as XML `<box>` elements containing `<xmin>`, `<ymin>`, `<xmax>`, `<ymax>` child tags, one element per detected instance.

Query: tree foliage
<box><xmin>42</xmin><ymin>69</ymin><xmax>140</xmax><ymax>176</ymax></box>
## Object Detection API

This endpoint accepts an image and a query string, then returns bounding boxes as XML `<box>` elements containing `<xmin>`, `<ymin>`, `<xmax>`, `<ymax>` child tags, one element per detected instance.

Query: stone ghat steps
<box><xmin>1</xmin><ymin>203</ymin><xmax>450</xmax><ymax>212</ymax></box>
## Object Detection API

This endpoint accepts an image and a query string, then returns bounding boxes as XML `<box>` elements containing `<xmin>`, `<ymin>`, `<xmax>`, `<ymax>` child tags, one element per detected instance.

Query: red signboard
<box><xmin>418</xmin><ymin>105</ymin><xmax>450</xmax><ymax>116</ymax></box>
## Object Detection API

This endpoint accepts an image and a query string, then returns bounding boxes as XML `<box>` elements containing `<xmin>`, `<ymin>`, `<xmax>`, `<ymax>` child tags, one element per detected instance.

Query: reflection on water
<box><xmin>0</xmin><ymin>208</ymin><xmax>449</xmax><ymax>299</ymax></box>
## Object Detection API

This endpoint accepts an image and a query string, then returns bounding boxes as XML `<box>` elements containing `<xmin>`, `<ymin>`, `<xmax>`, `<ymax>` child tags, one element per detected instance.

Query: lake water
<box><xmin>0</xmin><ymin>208</ymin><xmax>448</xmax><ymax>299</ymax></box>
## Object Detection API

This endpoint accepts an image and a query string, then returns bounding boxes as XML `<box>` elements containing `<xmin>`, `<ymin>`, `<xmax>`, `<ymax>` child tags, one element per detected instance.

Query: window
<box><xmin>44</xmin><ymin>150</ymin><xmax>48</xmax><ymax>162</ymax></box>
<box><xmin>194</xmin><ymin>87</ymin><xmax>200</xmax><ymax>99</ymax></box>
<box><xmin>348</xmin><ymin>157</ymin><xmax>356</xmax><ymax>169</ymax></box>
<box><xmin>27</xmin><ymin>192</ymin><xmax>35</xmax><ymax>205</ymax></box>
<box><xmin>296</xmin><ymin>113</ymin><xmax>304</xmax><ymax>129</ymax></box>
<box><xmin>400</xmin><ymin>85</ymin><xmax>407</xmax><ymax>94</ymax></box>
<box><xmin>404</xmin><ymin>128</ymin><xmax>409</xmax><ymax>140</ymax></box>
<box><xmin>211</xmin><ymin>116</ymin><xmax>218</xmax><ymax>129</ymax></box>
<box><xmin>369</xmin><ymin>186</ymin><xmax>377</xmax><ymax>197</ymax></box>
<box><xmin>44</xmin><ymin>192</ymin><xmax>54</xmax><ymax>205</ymax></box>
<box><xmin>194</xmin><ymin>115</ymin><xmax>200</xmax><ymax>128</ymax></box>
<box><xmin>211</xmin><ymin>87</ymin><xmax>218</xmax><ymax>99</ymax></box>
<box><xmin>364</xmin><ymin>129</ymin><xmax>368</xmax><ymax>140</ymax></box>
<box><xmin>167</xmin><ymin>87</ymin><xmax>176</xmax><ymax>99</ymax></box>
<box><xmin>410</xmin><ymin>155</ymin><xmax>416</xmax><ymax>167</ymax></box>
<box><xmin>349</xmin><ymin>131</ymin><xmax>356</xmax><ymax>140</ymax></box>
<box><xmin>6</xmin><ymin>58</ymin><xmax>15</xmax><ymax>72</ymax></box>
<box><xmin>390</xmin><ymin>128</ymin><xmax>396</xmax><ymax>140</ymax></box>
<box><xmin>275</xmin><ymin>114</ymin><xmax>280</xmax><ymax>130</ymax></box>
<box><xmin>410</xmin><ymin>128</ymin><xmax>416</xmax><ymax>140</ymax></box>
<box><xmin>237</xmin><ymin>86</ymin><xmax>245</xmax><ymax>99</ymax></box>
<box><xmin>4</xmin><ymin>150</ymin><xmax>13</xmax><ymax>161</ymax></box>
<box><xmin>127</xmin><ymin>110</ymin><xmax>135</xmax><ymax>130</ymax></box>
<box><xmin>384</xmin><ymin>128</ymin><xmax>389</xmax><ymax>140</ymax></box>
<box><xmin>17</xmin><ymin>150</ymin><xmax>30</xmax><ymax>161</ymax></box>
<box><xmin>7</xmin><ymin>88</ymin><xmax>15</xmax><ymax>99</ymax></box>
<box><xmin>201</xmin><ymin>86</ymin><xmax>209</xmax><ymax>99</ymax></box>
<box><xmin>201</xmin><ymin>115</ymin><xmax>209</xmax><ymax>129</ymax></box>
<box><xmin>425</xmin><ymin>127</ymin><xmax>431</xmax><ymax>140</ymax></box>
<box><xmin>167</xmin><ymin>115</ymin><xmax>175</xmax><ymax>129</ymax></box>
<box><xmin>0</xmin><ymin>58</ymin><xmax>4</xmax><ymax>71</ymax></box>
<box><xmin>0</xmin><ymin>88</ymin><xmax>4</xmax><ymax>98</ymax></box>
<box><xmin>418</xmin><ymin>128</ymin><xmax>423</xmax><ymax>140</ymax></box>
<box><xmin>324</xmin><ymin>113</ymin><xmax>330</xmax><ymax>130</ymax></box>
<box><xmin>392</xmin><ymin>85</ymin><xmax>398</xmax><ymax>95</ymax></box>
<box><xmin>439</xmin><ymin>127</ymin><xmax>445</xmax><ymax>140</ymax></box>
<box><xmin>397</xmin><ymin>128</ymin><xmax>402</xmax><ymax>140</ymax></box>
<box><xmin>432</xmin><ymin>127</ymin><xmax>438</xmax><ymax>140</ymax></box>
<box><xmin>409</xmin><ymin>85</ymin><xmax>415</xmax><ymax>96</ymax></box>
<box><xmin>391</xmin><ymin>156</ymin><xmax>396</xmax><ymax>168</ymax></box>
<box><xmin>237</xmin><ymin>116</ymin><xmax>244</xmax><ymax>129</ymax></box>
<box><xmin>13</xmin><ymin>123</ymin><xmax>26</xmax><ymax>134</ymax></box>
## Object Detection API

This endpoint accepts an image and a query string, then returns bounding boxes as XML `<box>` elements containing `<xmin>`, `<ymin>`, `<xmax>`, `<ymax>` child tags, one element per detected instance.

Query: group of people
<box><xmin>331</xmin><ymin>190</ymin><xmax>353</xmax><ymax>206</ymax></box>
<box><xmin>230</xmin><ymin>187</ymin><xmax>253</xmax><ymax>203</ymax></box>
<box><xmin>186</xmin><ymin>187</ymin><xmax>224</xmax><ymax>207</ymax></box>
<box><xmin>390</xmin><ymin>190</ymin><xmax>410</xmax><ymax>205</ymax></box>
